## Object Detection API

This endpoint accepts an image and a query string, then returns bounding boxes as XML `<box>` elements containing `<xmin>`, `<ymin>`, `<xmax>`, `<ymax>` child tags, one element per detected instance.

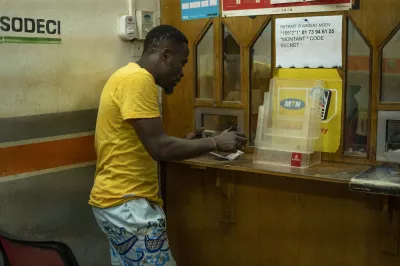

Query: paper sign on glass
<box><xmin>275</xmin><ymin>15</ymin><xmax>342</xmax><ymax>68</ymax></box>
<box><xmin>181</xmin><ymin>0</ymin><xmax>219</xmax><ymax>20</ymax></box>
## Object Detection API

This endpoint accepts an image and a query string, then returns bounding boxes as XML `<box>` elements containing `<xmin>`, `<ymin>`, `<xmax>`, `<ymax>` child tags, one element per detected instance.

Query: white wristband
<box><xmin>209</xmin><ymin>137</ymin><xmax>217</xmax><ymax>152</ymax></box>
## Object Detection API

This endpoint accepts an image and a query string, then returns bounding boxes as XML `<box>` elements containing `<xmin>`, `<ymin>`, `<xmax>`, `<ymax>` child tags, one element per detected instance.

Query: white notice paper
<box><xmin>275</xmin><ymin>15</ymin><xmax>342</xmax><ymax>68</ymax></box>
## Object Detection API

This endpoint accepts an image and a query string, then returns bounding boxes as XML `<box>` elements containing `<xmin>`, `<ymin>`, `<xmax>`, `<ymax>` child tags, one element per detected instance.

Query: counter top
<box><xmin>349</xmin><ymin>166</ymin><xmax>400</xmax><ymax>196</ymax></box>
<box><xmin>173</xmin><ymin>154</ymin><xmax>372</xmax><ymax>184</ymax></box>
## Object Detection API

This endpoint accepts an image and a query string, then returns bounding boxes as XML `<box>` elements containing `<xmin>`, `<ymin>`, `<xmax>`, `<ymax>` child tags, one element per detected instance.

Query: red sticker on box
<box><xmin>291</xmin><ymin>153</ymin><xmax>302</xmax><ymax>167</ymax></box>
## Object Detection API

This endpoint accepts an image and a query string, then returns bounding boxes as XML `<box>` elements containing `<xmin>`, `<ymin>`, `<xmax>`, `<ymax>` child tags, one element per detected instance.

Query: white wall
<box><xmin>0</xmin><ymin>1</ymin><xmax>159</xmax><ymax>265</ymax></box>
<box><xmin>0</xmin><ymin>0</ymin><xmax>159</xmax><ymax>118</ymax></box>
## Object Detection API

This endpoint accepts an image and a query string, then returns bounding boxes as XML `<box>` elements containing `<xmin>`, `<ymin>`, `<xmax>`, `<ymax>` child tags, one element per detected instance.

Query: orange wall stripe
<box><xmin>0</xmin><ymin>135</ymin><xmax>96</xmax><ymax>177</ymax></box>
<box><xmin>348</xmin><ymin>56</ymin><xmax>400</xmax><ymax>73</ymax></box>
<box><xmin>383</xmin><ymin>58</ymin><xmax>400</xmax><ymax>74</ymax></box>
<box><xmin>348</xmin><ymin>56</ymin><xmax>370</xmax><ymax>71</ymax></box>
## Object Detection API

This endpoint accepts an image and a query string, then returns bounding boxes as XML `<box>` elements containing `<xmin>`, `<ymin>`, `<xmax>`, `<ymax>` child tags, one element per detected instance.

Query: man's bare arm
<box><xmin>128</xmin><ymin>117</ymin><xmax>246</xmax><ymax>161</ymax></box>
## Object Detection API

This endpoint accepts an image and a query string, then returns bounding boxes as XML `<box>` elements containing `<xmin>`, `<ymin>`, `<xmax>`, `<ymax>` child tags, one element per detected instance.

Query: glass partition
<box><xmin>196</xmin><ymin>24</ymin><xmax>214</xmax><ymax>99</ymax></box>
<box><xmin>202</xmin><ymin>114</ymin><xmax>238</xmax><ymax>131</ymax></box>
<box><xmin>381</xmin><ymin>27</ymin><xmax>400</xmax><ymax>102</ymax></box>
<box><xmin>195</xmin><ymin>107</ymin><xmax>244</xmax><ymax>135</ymax></box>
<box><xmin>223</xmin><ymin>24</ymin><xmax>241</xmax><ymax>102</ymax></box>
<box><xmin>344</xmin><ymin>19</ymin><xmax>371</xmax><ymax>157</ymax></box>
<box><xmin>249</xmin><ymin>22</ymin><xmax>272</xmax><ymax>146</ymax></box>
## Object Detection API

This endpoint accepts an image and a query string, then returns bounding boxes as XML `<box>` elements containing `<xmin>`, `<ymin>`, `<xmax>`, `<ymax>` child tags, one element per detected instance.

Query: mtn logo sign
<box><xmin>280</xmin><ymin>98</ymin><xmax>305</xmax><ymax>110</ymax></box>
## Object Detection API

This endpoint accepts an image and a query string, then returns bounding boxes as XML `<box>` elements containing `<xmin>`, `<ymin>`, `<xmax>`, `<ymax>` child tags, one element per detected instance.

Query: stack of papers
<box><xmin>209</xmin><ymin>150</ymin><xmax>244</xmax><ymax>161</ymax></box>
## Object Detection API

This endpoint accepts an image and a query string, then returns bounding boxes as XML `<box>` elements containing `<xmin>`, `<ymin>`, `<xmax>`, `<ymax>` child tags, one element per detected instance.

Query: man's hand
<box><xmin>213</xmin><ymin>131</ymin><xmax>247</xmax><ymax>152</ymax></box>
<box><xmin>185</xmin><ymin>127</ymin><xmax>204</xmax><ymax>139</ymax></box>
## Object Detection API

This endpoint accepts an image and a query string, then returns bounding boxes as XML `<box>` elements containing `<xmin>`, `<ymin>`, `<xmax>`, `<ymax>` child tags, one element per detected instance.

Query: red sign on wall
<box><xmin>222</xmin><ymin>0</ymin><xmax>352</xmax><ymax>17</ymax></box>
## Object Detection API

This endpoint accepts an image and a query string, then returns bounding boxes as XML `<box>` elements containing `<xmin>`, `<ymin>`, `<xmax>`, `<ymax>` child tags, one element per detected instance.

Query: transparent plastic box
<box><xmin>253</xmin><ymin>78</ymin><xmax>325</xmax><ymax>168</ymax></box>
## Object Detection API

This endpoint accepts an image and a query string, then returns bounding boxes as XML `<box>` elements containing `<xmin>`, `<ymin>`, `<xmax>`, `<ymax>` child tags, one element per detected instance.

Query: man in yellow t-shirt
<box><xmin>89</xmin><ymin>25</ymin><xmax>246</xmax><ymax>265</ymax></box>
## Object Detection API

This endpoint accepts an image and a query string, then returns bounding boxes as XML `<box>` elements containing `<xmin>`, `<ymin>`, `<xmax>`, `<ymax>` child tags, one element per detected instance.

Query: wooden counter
<box><xmin>174</xmin><ymin>155</ymin><xmax>400</xmax><ymax>197</ymax></box>
<box><xmin>176</xmin><ymin>154</ymin><xmax>371</xmax><ymax>184</ymax></box>
<box><xmin>163</xmin><ymin>158</ymin><xmax>400</xmax><ymax>265</ymax></box>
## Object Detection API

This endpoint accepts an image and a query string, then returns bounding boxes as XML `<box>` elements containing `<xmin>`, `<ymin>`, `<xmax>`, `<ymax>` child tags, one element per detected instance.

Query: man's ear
<box><xmin>160</xmin><ymin>48</ymin><xmax>170</xmax><ymax>61</ymax></box>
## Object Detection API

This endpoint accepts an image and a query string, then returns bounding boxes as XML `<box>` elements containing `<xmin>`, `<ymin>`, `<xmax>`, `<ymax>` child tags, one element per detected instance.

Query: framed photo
<box><xmin>376</xmin><ymin>111</ymin><xmax>400</xmax><ymax>163</ymax></box>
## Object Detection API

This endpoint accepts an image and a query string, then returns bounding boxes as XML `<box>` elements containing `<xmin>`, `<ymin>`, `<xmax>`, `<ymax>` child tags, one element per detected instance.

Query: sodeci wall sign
<box><xmin>0</xmin><ymin>15</ymin><xmax>61</xmax><ymax>44</ymax></box>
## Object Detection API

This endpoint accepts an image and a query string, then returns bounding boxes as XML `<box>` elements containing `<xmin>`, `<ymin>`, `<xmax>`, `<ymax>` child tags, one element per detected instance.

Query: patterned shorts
<box><xmin>92</xmin><ymin>198</ymin><xmax>176</xmax><ymax>266</ymax></box>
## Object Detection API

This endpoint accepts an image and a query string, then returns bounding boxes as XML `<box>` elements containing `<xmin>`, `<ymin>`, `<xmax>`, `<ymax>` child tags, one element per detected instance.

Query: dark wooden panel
<box><xmin>165</xmin><ymin>163</ymin><xmax>400</xmax><ymax>266</ymax></box>
<box><xmin>161</xmin><ymin>0</ymin><xmax>400</xmax><ymax>264</ymax></box>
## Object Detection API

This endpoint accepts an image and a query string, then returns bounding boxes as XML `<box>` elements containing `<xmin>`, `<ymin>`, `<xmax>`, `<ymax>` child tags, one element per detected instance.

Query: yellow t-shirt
<box><xmin>89</xmin><ymin>62</ymin><xmax>162</xmax><ymax>208</ymax></box>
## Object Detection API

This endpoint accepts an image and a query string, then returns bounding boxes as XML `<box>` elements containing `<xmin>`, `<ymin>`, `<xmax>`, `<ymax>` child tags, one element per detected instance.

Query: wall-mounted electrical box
<box><xmin>118</xmin><ymin>15</ymin><xmax>137</xmax><ymax>41</ymax></box>
<box><xmin>136</xmin><ymin>10</ymin><xmax>155</xmax><ymax>40</ymax></box>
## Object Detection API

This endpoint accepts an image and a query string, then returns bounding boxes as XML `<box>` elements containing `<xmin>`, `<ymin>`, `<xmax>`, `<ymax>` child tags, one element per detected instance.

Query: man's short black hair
<box><xmin>143</xmin><ymin>25</ymin><xmax>188</xmax><ymax>54</ymax></box>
